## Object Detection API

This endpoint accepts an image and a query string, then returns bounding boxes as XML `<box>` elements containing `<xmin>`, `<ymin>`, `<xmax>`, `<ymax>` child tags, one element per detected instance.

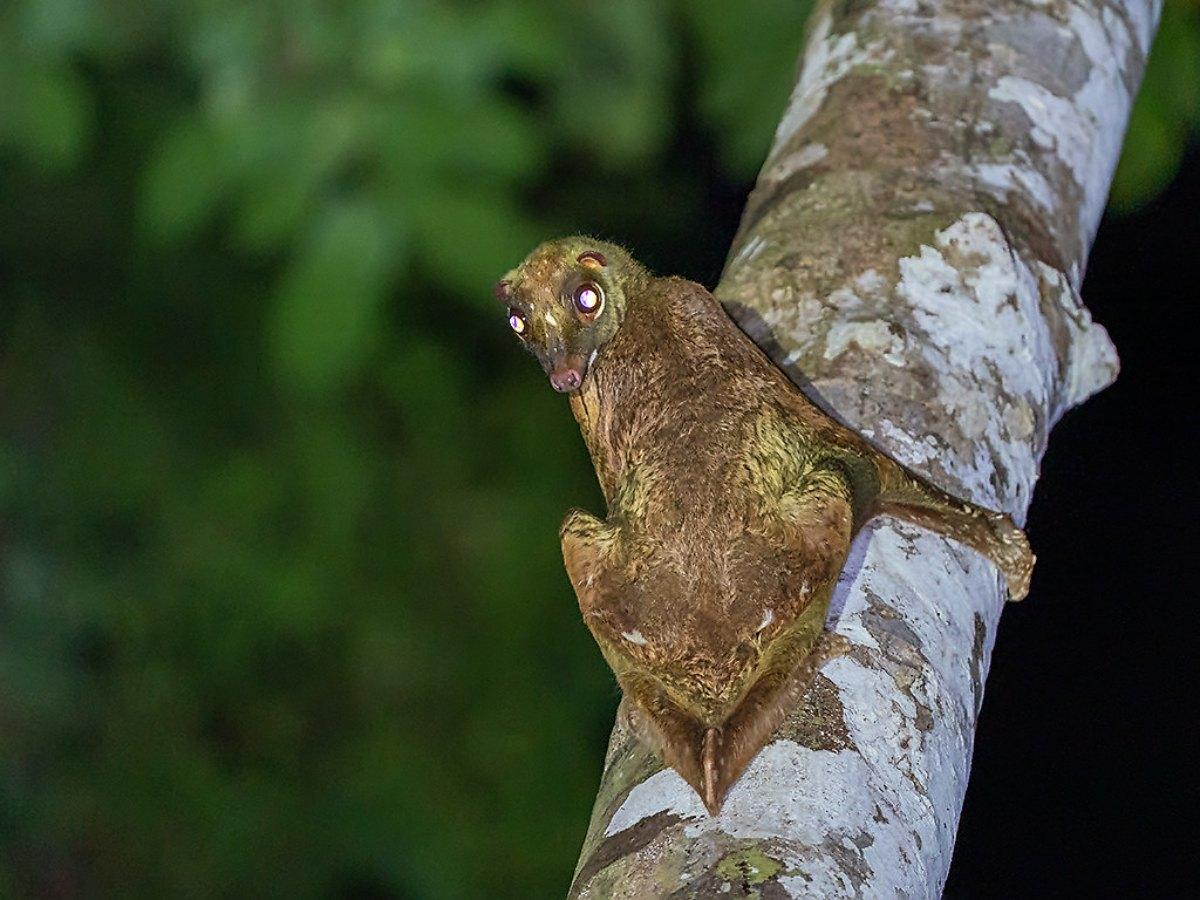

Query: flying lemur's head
<box><xmin>496</xmin><ymin>237</ymin><xmax>645</xmax><ymax>393</ymax></box>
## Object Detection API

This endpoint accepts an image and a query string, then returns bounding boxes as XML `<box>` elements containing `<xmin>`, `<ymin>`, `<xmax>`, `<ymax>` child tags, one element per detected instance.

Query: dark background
<box><xmin>947</xmin><ymin>142</ymin><xmax>1198</xmax><ymax>898</ymax></box>
<box><xmin>1</xmin><ymin>1</ymin><xmax>1196</xmax><ymax>897</ymax></box>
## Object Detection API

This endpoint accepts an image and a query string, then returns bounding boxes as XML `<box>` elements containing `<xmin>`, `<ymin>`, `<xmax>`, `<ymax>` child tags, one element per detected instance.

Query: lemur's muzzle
<box><xmin>548</xmin><ymin>353</ymin><xmax>587</xmax><ymax>393</ymax></box>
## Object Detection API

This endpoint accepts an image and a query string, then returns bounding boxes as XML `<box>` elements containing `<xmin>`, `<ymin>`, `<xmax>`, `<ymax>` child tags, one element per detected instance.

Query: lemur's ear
<box><xmin>493</xmin><ymin>279</ymin><xmax>512</xmax><ymax>302</ymax></box>
<box><xmin>577</xmin><ymin>251</ymin><xmax>606</xmax><ymax>270</ymax></box>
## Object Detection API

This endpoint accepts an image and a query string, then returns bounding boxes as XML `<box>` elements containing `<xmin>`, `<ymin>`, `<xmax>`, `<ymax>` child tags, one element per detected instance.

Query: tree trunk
<box><xmin>569</xmin><ymin>1</ymin><xmax>1158</xmax><ymax>896</ymax></box>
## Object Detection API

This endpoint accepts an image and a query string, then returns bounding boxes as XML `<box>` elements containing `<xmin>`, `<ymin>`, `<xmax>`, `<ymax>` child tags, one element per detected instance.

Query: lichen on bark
<box><xmin>570</xmin><ymin>2</ymin><xmax>1158</xmax><ymax>896</ymax></box>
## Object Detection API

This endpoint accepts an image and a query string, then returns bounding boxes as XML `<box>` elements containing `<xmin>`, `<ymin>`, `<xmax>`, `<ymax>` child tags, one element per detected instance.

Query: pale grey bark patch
<box><xmin>570</xmin><ymin>1</ymin><xmax>1156</xmax><ymax>896</ymax></box>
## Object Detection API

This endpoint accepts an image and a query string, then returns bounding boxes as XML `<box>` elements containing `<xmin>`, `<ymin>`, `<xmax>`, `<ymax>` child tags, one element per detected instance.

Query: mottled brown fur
<box><xmin>499</xmin><ymin>237</ymin><xmax>1034</xmax><ymax>814</ymax></box>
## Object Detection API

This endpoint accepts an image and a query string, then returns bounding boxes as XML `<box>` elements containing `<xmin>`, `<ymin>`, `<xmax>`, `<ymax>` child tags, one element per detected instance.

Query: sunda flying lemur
<box><xmin>496</xmin><ymin>237</ymin><xmax>1033</xmax><ymax>813</ymax></box>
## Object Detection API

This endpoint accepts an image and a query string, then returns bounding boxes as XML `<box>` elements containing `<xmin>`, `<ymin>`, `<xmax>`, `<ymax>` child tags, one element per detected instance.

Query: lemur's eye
<box><xmin>508</xmin><ymin>309</ymin><xmax>527</xmax><ymax>335</ymax></box>
<box><xmin>573</xmin><ymin>282</ymin><xmax>603</xmax><ymax>315</ymax></box>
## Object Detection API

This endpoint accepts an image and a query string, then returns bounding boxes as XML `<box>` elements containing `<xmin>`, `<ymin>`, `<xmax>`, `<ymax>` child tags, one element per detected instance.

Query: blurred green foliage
<box><xmin>0</xmin><ymin>1</ymin><xmax>1194</xmax><ymax>896</ymax></box>
<box><xmin>1111</xmin><ymin>0</ymin><xmax>1200</xmax><ymax>210</ymax></box>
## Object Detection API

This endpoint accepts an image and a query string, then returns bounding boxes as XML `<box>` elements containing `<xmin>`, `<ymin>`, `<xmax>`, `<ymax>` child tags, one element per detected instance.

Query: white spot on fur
<box><xmin>544</xmin><ymin>311</ymin><xmax>558</xmax><ymax>328</ymax></box>
<box><xmin>757</xmin><ymin>608</ymin><xmax>775</xmax><ymax>632</ymax></box>
<box><xmin>621</xmin><ymin>630</ymin><xmax>648</xmax><ymax>646</ymax></box>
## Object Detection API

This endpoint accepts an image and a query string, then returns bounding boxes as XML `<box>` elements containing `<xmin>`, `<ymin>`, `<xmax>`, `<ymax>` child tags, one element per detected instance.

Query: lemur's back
<box><xmin>573</xmin><ymin>277</ymin><xmax>842</xmax><ymax>686</ymax></box>
<box><xmin>585</xmin><ymin>275</ymin><xmax>823</xmax><ymax>522</ymax></box>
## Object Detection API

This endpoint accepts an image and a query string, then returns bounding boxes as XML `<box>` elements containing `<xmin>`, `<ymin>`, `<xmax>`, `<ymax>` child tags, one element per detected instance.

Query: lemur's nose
<box><xmin>550</xmin><ymin>367</ymin><xmax>582</xmax><ymax>393</ymax></box>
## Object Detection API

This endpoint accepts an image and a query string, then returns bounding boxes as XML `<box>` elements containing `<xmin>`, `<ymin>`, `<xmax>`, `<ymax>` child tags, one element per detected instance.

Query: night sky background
<box><xmin>946</xmin><ymin>142</ymin><xmax>1197</xmax><ymax>898</ymax></box>
<box><xmin>638</xmin><ymin>130</ymin><xmax>1200</xmax><ymax>900</ymax></box>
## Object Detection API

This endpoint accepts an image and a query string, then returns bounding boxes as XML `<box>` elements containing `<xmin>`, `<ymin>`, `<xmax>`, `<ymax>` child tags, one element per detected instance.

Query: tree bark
<box><xmin>569</xmin><ymin>1</ymin><xmax>1158</xmax><ymax>896</ymax></box>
